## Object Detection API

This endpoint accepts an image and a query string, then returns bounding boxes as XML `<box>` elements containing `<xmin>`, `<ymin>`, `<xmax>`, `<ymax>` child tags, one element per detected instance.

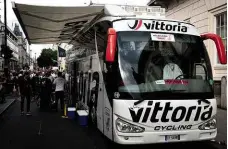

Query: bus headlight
<box><xmin>116</xmin><ymin>118</ymin><xmax>145</xmax><ymax>133</ymax></box>
<box><xmin>199</xmin><ymin>118</ymin><xmax>216</xmax><ymax>130</ymax></box>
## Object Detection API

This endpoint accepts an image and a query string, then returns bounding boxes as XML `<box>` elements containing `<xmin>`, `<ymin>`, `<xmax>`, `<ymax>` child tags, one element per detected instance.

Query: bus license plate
<box><xmin>165</xmin><ymin>135</ymin><xmax>180</xmax><ymax>141</ymax></box>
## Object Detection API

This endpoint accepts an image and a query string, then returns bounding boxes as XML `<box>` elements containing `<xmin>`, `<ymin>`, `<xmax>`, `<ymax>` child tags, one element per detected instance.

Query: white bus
<box><xmin>67</xmin><ymin>5</ymin><xmax>227</xmax><ymax>144</ymax></box>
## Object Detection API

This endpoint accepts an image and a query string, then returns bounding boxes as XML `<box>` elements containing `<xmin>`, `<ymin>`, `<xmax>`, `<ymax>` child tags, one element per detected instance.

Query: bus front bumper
<box><xmin>113</xmin><ymin>129</ymin><xmax>217</xmax><ymax>144</ymax></box>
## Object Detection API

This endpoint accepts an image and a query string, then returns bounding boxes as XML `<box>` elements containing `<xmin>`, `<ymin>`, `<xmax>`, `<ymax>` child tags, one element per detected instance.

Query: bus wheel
<box><xmin>89</xmin><ymin>94</ymin><xmax>97</xmax><ymax>127</ymax></box>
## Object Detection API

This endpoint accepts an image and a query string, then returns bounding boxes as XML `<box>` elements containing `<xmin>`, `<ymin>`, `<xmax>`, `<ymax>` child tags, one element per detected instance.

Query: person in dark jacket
<box><xmin>18</xmin><ymin>71</ymin><xmax>32</xmax><ymax>116</ymax></box>
<box><xmin>31</xmin><ymin>72</ymin><xmax>41</xmax><ymax>104</ymax></box>
<box><xmin>39</xmin><ymin>72</ymin><xmax>52</xmax><ymax>111</ymax></box>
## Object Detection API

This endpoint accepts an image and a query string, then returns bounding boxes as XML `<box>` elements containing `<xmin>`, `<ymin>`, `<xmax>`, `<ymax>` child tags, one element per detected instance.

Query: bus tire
<box><xmin>88</xmin><ymin>93</ymin><xmax>97</xmax><ymax>128</ymax></box>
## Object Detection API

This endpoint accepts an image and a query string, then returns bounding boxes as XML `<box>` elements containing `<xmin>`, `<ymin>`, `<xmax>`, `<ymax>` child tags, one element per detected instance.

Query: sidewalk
<box><xmin>0</xmin><ymin>96</ymin><xmax>16</xmax><ymax>116</ymax></box>
<box><xmin>216</xmin><ymin>108</ymin><xmax>227</xmax><ymax>144</ymax></box>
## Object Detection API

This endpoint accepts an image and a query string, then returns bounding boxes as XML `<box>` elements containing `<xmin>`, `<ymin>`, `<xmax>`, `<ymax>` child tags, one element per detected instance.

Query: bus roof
<box><xmin>97</xmin><ymin>16</ymin><xmax>194</xmax><ymax>26</ymax></box>
<box><xmin>12</xmin><ymin>3</ymin><xmax>194</xmax><ymax>45</ymax></box>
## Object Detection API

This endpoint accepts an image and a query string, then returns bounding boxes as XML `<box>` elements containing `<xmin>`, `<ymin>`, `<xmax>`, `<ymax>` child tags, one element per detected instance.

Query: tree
<box><xmin>37</xmin><ymin>48</ymin><xmax>57</xmax><ymax>68</ymax></box>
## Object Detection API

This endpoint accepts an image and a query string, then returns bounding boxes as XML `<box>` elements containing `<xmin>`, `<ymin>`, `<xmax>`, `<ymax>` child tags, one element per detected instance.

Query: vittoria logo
<box><xmin>154</xmin><ymin>124</ymin><xmax>193</xmax><ymax>131</ymax></box>
<box><xmin>129</xmin><ymin>101</ymin><xmax>212</xmax><ymax>123</ymax></box>
<box><xmin>128</xmin><ymin>20</ymin><xmax>143</xmax><ymax>30</ymax></box>
<box><xmin>128</xmin><ymin>20</ymin><xmax>188</xmax><ymax>33</ymax></box>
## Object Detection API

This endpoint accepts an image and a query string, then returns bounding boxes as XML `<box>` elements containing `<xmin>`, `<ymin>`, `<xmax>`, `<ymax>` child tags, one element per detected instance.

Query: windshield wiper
<box><xmin>134</xmin><ymin>99</ymin><xmax>147</xmax><ymax>106</ymax></box>
<box><xmin>198</xmin><ymin>99</ymin><xmax>210</xmax><ymax>104</ymax></box>
<box><xmin>134</xmin><ymin>89</ymin><xmax>186</xmax><ymax>106</ymax></box>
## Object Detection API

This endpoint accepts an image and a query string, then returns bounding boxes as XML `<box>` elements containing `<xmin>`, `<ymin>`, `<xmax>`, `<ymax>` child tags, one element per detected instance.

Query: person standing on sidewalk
<box><xmin>18</xmin><ymin>71</ymin><xmax>32</xmax><ymax>116</ymax></box>
<box><xmin>40</xmin><ymin>72</ymin><xmax>52</xmax><ymax>111</ymax></box>
<box><xmin>53</xmin><ymin>72</ymin><xmax>66</xmax><ymax>112</ymax></box>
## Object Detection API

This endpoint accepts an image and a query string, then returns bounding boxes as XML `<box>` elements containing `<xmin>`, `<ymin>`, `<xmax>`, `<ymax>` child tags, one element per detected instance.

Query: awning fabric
<box><xmin>10</xmin><ymin>56</ymin><xmax>18</xmax><ymax>61</ymax></box>
<box><xmin>12</xmin><ymin>3</ymin><xmax>104</xmax><ymax>44</ymax></box>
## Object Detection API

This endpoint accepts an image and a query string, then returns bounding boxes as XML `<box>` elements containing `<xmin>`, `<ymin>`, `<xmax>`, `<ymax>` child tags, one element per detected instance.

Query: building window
<box><xmin>216</xmin><ymin>12</ymin><xmax>227</xmax><ymax>64</ymax></box>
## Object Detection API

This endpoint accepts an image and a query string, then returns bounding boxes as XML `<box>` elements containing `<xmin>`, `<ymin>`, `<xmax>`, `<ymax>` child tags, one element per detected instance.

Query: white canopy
<box><xmin>12</xmin><ymin>2</ymin><xmax>104</xmax><ymax>44</ymax></box>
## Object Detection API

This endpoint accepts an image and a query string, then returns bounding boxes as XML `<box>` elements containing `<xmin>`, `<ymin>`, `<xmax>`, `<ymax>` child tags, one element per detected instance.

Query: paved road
<box><xmin>216</xmin><ymin>109</ymin><xmax>227</xmax><ymax>144</ymax></box>
<box><xmin>0</xmin><ymin>100</ymin><xmax>226</xmax><ymax>149</ymax></box>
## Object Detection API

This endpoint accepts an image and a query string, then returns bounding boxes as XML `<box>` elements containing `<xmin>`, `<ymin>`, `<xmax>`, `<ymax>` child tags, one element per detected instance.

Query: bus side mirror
<box><xmin>201</xmin><ymin>33</ymin><xmax>227</xmax><ymax>64</ymax></box>
<box><xmin>105</xmin><ymin>28</ymin><xmax>117</xmax><ymax>63</ymax></box>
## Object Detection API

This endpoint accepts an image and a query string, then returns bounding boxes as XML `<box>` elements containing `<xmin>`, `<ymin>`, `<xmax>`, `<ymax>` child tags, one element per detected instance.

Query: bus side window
<box><xmin>194</xmin><ymin>64</ymin><xmax>207</xmax><ymax>80</ymax></box>
<box><xmin>76</xmin><ymin>72</ymin><xmax>80</xmax><ymax>101</ymax></box>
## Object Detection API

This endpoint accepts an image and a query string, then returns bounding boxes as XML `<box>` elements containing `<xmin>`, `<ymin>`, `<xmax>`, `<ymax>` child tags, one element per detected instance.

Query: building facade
<box><xmin>0</xmin><ymin>22</ymin><xmax>19</xmax><ymax>71</ymax></box>
<box><xmin>148</xmin><ymin>0</ymin><xmax>227</xmax><ymax>79</ymax></box>
<box><xmin>13</xmin><ymin>24</ymin><xmax>28</xmax><ymax>69</ymax></box>
<box><xmin>148</xmin><ymin>0</ymin><xmax>227</xmax><ymax>107</ymax></box>
<box><xmin>0</xmin><ymin>22</ymin><xmax>31</xmax><ymax>72</ymax></box>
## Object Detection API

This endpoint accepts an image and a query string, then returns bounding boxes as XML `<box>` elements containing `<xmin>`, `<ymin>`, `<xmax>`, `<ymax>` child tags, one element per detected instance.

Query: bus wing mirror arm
<box><xmin>106</xmin><ymin>28</ymin><xmax>117</xmax><ymax>63</ymax></box>
<box><xmin>201</xmin><ymin>33</ymin><xmax>227</xmax><ymax>64</ymax></box>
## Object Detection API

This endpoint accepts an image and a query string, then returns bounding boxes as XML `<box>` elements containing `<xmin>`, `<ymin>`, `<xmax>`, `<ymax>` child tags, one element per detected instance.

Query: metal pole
<box><xmin>29</xmin><ymin>48</ymin><xmax>31</xmax><ymax>66</ymax></box>
<box><xmin>35</xmin><ymin>53</ymin><xmax>36</xmax><ymax>70</ymax></box>
<box><xmin>57</xmin><ymin>45</ymin><xmax>60</xmax><ymax>70</ymax></box>
<box><xmin>4</xmin><ymin>0</ymin><xmax>8</xmax><ymax>77</ymax></box>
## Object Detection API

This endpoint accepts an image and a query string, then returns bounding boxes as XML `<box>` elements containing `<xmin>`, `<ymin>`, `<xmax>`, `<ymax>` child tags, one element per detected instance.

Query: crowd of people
<box><xmin>0</xmin><ymin>66</ymin><xmax>69</xmax><ymax>116</ymax></box>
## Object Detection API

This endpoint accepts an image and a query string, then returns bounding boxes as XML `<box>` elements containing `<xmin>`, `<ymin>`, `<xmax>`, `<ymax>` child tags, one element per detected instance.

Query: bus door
<box><xmin>90</xmin><ymin>56</ymin><xmax>104</xmax><ymax>132</ymax></box>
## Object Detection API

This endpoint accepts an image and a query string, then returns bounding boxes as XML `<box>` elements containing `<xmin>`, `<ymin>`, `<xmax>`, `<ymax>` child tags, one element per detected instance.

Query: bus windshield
<box><xmin>117</xmin><ymin>31</ymin><xmax>214</xmax><ymax>99</ymax></box>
